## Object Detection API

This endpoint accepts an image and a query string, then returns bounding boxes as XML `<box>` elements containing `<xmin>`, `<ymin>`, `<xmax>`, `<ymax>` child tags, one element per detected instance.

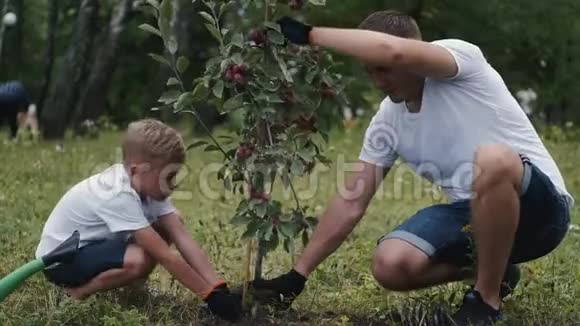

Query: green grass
<box><xmin>0</xmin><ymin>124</ymin><xmax>579</xmax><ymax>325</ymax></box>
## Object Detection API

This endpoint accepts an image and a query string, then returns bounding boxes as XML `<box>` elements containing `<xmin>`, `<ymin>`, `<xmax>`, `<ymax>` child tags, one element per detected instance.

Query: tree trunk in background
<box><xmin>41</xmin><ymin>0</ymin><xmax>99</xmax><ymax>139</ymax></box>
<box><xmin>0</xmin><ymin>0</ymin><xmax>9</xmax><ymax>66</ymax></box>
<box><xmin>13</xmin><ymin>0</ymin><xmax>22</xmax><ymax>72</ymax></box>
<box><xmin>38</xmin><ymin>0</ymin><xmax>58</xmax><ymax>113</ymax></box>
<box><xmin>73</xmin><ymin>0</ymin><xmax>133</xmax><ymax>130</ymax></box>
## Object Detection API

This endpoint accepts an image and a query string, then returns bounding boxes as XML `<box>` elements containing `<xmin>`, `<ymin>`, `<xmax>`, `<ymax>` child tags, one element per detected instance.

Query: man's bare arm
<box><xmin>310</xmin><ymin>28</ymin><xmax>457</xmax><ymax>79</ymax></box>
<box><xmin>294</xmin><ymin>161</ymin><xmax>389</xmax><ymax>277</ymax></box>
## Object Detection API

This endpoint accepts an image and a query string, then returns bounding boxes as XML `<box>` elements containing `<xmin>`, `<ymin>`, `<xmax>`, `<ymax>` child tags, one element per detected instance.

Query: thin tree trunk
<box><xmin>254</xmin><ymin>240</ymin><xmax>267</xmax><ymax>280</ymax></box>
<box><xmin>73</xmin><ymin>0</ymin><xmax>133</xmax><ymax>129</ymax></box>
<box><xmin>0</xmin><ymin>0</ymin><xmax>9</xmax><ymax>64</ymax></box>
<box><xmin>41</xmin><ymin>0</ymin><xmax>99</xmax><ymax>139</ymax></box>
<box><xmin>38</xmin><ymin>0</ymin><xmax>58</xmax><ymax>113</ymax></box>
<box><xmin>13</xmin><ymin>0</ymin><xmax>21</xmax><ymax>70</ymax></box>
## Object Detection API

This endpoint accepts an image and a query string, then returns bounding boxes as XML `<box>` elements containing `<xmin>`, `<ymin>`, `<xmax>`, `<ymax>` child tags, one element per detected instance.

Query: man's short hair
<box><xmin>358</xmin><ymin>10</ymin><xmax>422</xmax><ymax>40</ymax></box>
<box><xmin>122</xmin><ymin>119</ymin><xmax>185</xmax><ymax>165</ymax></box>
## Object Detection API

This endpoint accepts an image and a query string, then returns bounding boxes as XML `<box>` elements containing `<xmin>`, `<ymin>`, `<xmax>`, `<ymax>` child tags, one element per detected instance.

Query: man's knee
<box><xmin>473</xmin><ymin>144</ymin><xmax>523</xmax><ymax>192</ymax></box>
<box><xmin>371</xmin><ymin>240</ymin><xmax>428</xmax><ymax>291</ymax></box>
<box><xmin>124</xmin><ymin>245</ymin><xmax>156</xmax><ymax>279</ymax></box>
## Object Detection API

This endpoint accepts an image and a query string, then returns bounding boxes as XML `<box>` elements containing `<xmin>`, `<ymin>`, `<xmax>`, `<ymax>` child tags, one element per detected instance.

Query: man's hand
<box><xmin>277</xmin><ymin>16</ymin><xmax>313</xmax><ymax>45</ymax></box>
<box><xmin>204</xmin><ymin>284</ymin><xmax>242</xmax><ymax>322</ymax></box>
<box><xmin>251</xmin><ymin>269</ymin><xmax>307</xmax><ymax>309</ymax></box>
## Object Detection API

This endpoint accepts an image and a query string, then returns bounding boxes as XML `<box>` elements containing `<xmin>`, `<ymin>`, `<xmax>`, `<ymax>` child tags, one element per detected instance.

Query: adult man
<box><xmin>0</xmin><ymin>80</ymin><xmax>30</xmax><ymax>139</ymax></box>
<box><xmin>252</xmin><ymin>11</ymin><xmax>573</xmax><ymax>325</ymax></box>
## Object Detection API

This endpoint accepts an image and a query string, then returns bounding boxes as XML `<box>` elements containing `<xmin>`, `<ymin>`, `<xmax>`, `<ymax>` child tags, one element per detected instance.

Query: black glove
<box><xmin>251</xmin><ymin>269</ymin><xmax>307</xmax><ymax>309</ymax></box>
<box><xmin>204</xmin><ymin>284</ymin><xmax>242</xmax><ymax>322</ymax></box>
<box><xmin>276</xmin><ymin>16</ymin><xmax>313</xmax><ymax>45</ymax></box>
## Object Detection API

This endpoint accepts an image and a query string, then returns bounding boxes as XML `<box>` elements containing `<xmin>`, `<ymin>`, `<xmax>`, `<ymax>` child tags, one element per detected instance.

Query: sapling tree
<box><xmin>139</xmin><ymin>0</ymin><xmax>347</xmax><ymax>302</ymax></box>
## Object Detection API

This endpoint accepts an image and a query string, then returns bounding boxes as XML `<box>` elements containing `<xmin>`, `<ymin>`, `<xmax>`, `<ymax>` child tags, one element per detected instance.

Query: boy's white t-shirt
<box><xmin>35</xmin><ymin>164</ymin><xmax>176</xmax><ymax>258</ymax></box>
<box><xmin>359</xmin><ymin>39</ymin><xmax>574</xmax><ymax>205</ymax></box>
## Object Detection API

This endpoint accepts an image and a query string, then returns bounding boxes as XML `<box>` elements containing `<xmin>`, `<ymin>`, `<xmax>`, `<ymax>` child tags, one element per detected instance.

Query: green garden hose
<box><xmin>0</xmin><ymin>230</ymin><xmax>79</xmax><ymax>302</ymax></box>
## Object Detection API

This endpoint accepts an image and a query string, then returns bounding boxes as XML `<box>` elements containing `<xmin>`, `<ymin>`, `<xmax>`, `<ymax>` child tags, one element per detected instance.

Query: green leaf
<box><xmin>223</xmin><ymin>93</ymin><xmax>244</xmax><ymax>111</ymax></box>
<box><xmin>291</xmin><ymin>159</ymin><xmax>305</xmax><ymax>175</ymax></box>
<box><xmin>264</xmin><ymin>21</ymin><xmax>281</xmax><ymax>33</ymax></box>
<box><xmin>267</xmin><ymin>30</ymin><xmax>285</xmax><ymax>45</ymax></box>
<box><xmin>166</xmin><ymin>36</ymin><xmax>178</xmax><ymax>55</ymax></box>
<box><xmin>231</xmin><ymin>213</ymin><xmax>252</xmax><ymax>226</ymax></box>
<box><xmin>175</xmin><ymin>92</ymin><xmax>194</xmax><ymax>110</ymax></box>
<box><xmin>206</xmin><ymin>56</ymin><xmax>222</xmax><ymax>70</ymax></box>
<box><xmin>231</xmin><ymin>53</ymin><xmax>243</xmax><ymax>65</ymax></box>
<box><xmin>264</xmin><ymin>231</ymin><xmax>279</xmax><ymax>252</ymax></box>
<box><xmin>146</xmin><ymin>0</ymin><xmax>160</xmax><ymax>9</ymax></box>
<box><xmin>283</xmin><ymin>238</ymin><xmax>295</xmax><ymax>254</ymax></box>
<box><xmin>212</xmin><ymin>80</ymin><xmax>224</xmax><ymax>98</ymax></box>
<box><xmin>138</xmin><ymin>24</ymin><xmax>162</xmax><ymax>38</ymax></box>
<box><xmin>305</xmin><ymin>216</ymin><xmax>318</xmax><ymax>227</ymax></box>
<box><xmin>176</xmin><ymin>56</ymin><xmax>190</xmax><ymax>73</ymax></box>
<box><xmin>219</xmin><ymin>1</ymin><xmax>233</xmax><ymax>17</ymax></box>
<box><xmin>272</xmin><ymin>48</ymin><xmax>293</xmax><ymax>83</ymax></box>
<box><xmin>306</xmin><ymin>68</ymin><xmax>318</xmax><ymax>84</ymax></box>
<box><xmin>231</xmin><ymin>33</ymin><xmax>244</xmax><ymax>48</ymax></box>
<box><xmin>255</xmin><ymin>203</ymin><xmax>268</xmax><ymax>218</ymax></box>
<box><xmin>192</xmin><ymin>82</ymin><xmax>210</xmax><ymax>101</ymax></box>
<box><xmin>199</xmin><ymin>11</ymin><xmax>215</xmax><ymax>25</ymax></box>
<box><xmin>158</xmin><ymin>0</ymin><xmax>172</xmax><ymax>41</ymax></box>
<box><xmin>242</xmin><ymin>220</ymin><xmax>260</xmax><ymax>239</ymax></box>
<box><xmin>279</xmin><ymin>221</ymin><xmax>299</xmax><ymax>238</ymax></box>
<box><xmin>204</xmin><ymin>144</ymin><xmax>220</xmax><ymax>152</ymax></box>
<box><xmin>205</xmin><ymin>23</ymin><xmax>222</xmax><ymax>42</ymax></box>
<box><xmin>187</xmin><ymin>140</ymin><xmax>208</xmax><ymax>150</ymax></box>
<box><xmin>262</xmin><ymin>222</ymin><xmax>274</xmax><ymax>241</ymax></box>
<box><xmin>302</xmin><ymin>230</ymin><xmax>310</xmax><ymax>247</ymax></box>
<box><xmin>221</xmin><ymin>28</ymin><xmax>229</xmax><ymax>36</ymax></box>
<box><xmin>308</xmin><ymin>0</ymin><xmax>326</xmax><ymax>5</ymax></box>
<box><xmin>158</xmin><ymin>90</ymin><xmax>180</xmax><ymax>104</ymax></box>
<box><xmin>148</xmin><ymin>53</ymin><xmax>170</xmax><ymax>67</ymax></box>
<box><xmin>298</xmin><ymin>146</ymin><xmax>316</xmax><ymax>161</ymax></box>
<box><xmin>166</xmin><ymin>77</ymin><xmax>180</xmax><ymax>86</ymax></box>
<box><xmin>280</xmin><ymin>171</ymin><xmax>291</xmax><ymax>189</ymax></box>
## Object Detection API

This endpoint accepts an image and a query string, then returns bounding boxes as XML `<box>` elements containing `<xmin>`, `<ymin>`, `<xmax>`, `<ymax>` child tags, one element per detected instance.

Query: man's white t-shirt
<box><xmin>35</xmin><ymin>164</ymin><xmax>176</xmax><ymax>258</ymax></box>
<box><xmin>359</xmin><ymin>39</ymin><xmax>574</xmax><ymax>205</ymax></box>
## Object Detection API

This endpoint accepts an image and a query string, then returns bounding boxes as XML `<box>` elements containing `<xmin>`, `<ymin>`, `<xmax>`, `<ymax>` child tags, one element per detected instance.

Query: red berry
<box><xmin>232</xmin><ymin>65</ymin><xmax>241</xmax><ymax>74</ymax></box>
<box><xmin>320</xmin><ymin>82</ymin><xmax>336</xmax><ymax>99</ymax></box>
<box><xmin>236</xmin><ymin>145</ymin><xmax>253</xmax><ymax>159</ymax></box>
<box><xmin>249</xmin><ymin>28</ymin><xmax>267</xmax><ymax>46</ymax></box>
<box><xmin>224</xmin><ymin>69</ymin><xmax>234</xmax><ymax>81</ymax></box>
<box><xmin>289</xmin><ymin>0</ymin><xmax>304</xmax><ymax>10</ymax></box>
<box><xmin>282</xmin><ymin>89</ymin><xmax>297</xmax><ymax>105</ymax></box>
<box><xmin>250</xmin><ymin>187</ymin><xmax>271</xmax><ymax>201</ymax></box>
<box><xmin>295</xmin><ymin>115</ymin><xmax>317</xmax><ymax>132</ymax></box>
<box><xmin>233</xmin><ymin>73</ymin><xmax>245</xmax><ymax>85</ymax></box>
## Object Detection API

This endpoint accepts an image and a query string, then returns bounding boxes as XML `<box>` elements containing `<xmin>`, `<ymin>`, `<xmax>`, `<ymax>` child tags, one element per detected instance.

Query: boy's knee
<box><xmin>124</xmin><ymin>246</ymin><xmax>156</xmax><ymax>279</ymax></box>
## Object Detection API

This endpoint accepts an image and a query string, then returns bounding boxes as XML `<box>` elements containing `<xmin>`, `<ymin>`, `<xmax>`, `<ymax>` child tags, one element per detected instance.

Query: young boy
<box><xmin>36</xmin><ymin>119</ymin><xmax>241</xmax><ymax>322</ymax></box>
<box><xmin>252</xmin><ymin>12</ymin><xmax>573</xmax><ymax>325</ymax></box>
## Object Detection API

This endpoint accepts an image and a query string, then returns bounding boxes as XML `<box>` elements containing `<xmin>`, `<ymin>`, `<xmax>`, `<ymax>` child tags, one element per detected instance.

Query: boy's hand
<box><xmin>277</xmin><ymin>16</ymin><xmax>313</xmax><ymax>45</ymax></box>
<box><xmin>204</xmin><ymin>284</ymin><xmax>242</xmax><ymax>322</ymax></box>
<box><xmin>250</xmin><ymin>269</ymin><xmax>307</xmax><ymax>309</ymax></box>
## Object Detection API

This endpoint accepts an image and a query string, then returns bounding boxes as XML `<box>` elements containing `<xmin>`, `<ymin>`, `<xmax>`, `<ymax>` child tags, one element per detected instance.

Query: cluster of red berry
<box><xmin>224</xmin><ymin>64</ymin><xmax>249</xmax><ymax>86</ymax></box>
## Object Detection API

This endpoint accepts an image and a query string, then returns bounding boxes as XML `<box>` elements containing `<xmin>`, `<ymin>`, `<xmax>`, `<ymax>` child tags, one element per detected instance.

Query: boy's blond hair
<box><xmin>122</xmin><ymin>119</ymin><xmax>185</xmax><ymax>165</ymax></box>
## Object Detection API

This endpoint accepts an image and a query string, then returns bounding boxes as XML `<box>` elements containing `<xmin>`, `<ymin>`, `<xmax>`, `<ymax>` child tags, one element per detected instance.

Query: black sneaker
<box><xmin>451</xmin><ymin>290</ymin><xmax>502</xmax><ymax>326</ymax></box>
<box><xmin>500</xmin><ymin>264</ymin><xmax>520</xmax><ymax>299</ymax></box>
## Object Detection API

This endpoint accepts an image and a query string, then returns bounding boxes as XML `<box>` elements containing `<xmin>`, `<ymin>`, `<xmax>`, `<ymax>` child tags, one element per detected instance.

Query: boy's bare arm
<box><xmin>156</xmin><ymin>213</ymin><xmax>223</xmax><ymax>285</ymax></box>
<box><xmin>133</xmin><ymin>226</ymin><xmax>214</xmax><ymax>297</ymax></box>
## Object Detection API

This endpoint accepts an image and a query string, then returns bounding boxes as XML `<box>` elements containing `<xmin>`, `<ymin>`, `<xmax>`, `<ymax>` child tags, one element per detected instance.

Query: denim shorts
<box><xmin>378</xmin><ymin>160</ymin><xmax>571</xmax><ymax>266</ymax></box>
<box><xmin>43</xmin><ymin>237</ymin><xmax>128</xmax><ymax>287</ymax></box>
